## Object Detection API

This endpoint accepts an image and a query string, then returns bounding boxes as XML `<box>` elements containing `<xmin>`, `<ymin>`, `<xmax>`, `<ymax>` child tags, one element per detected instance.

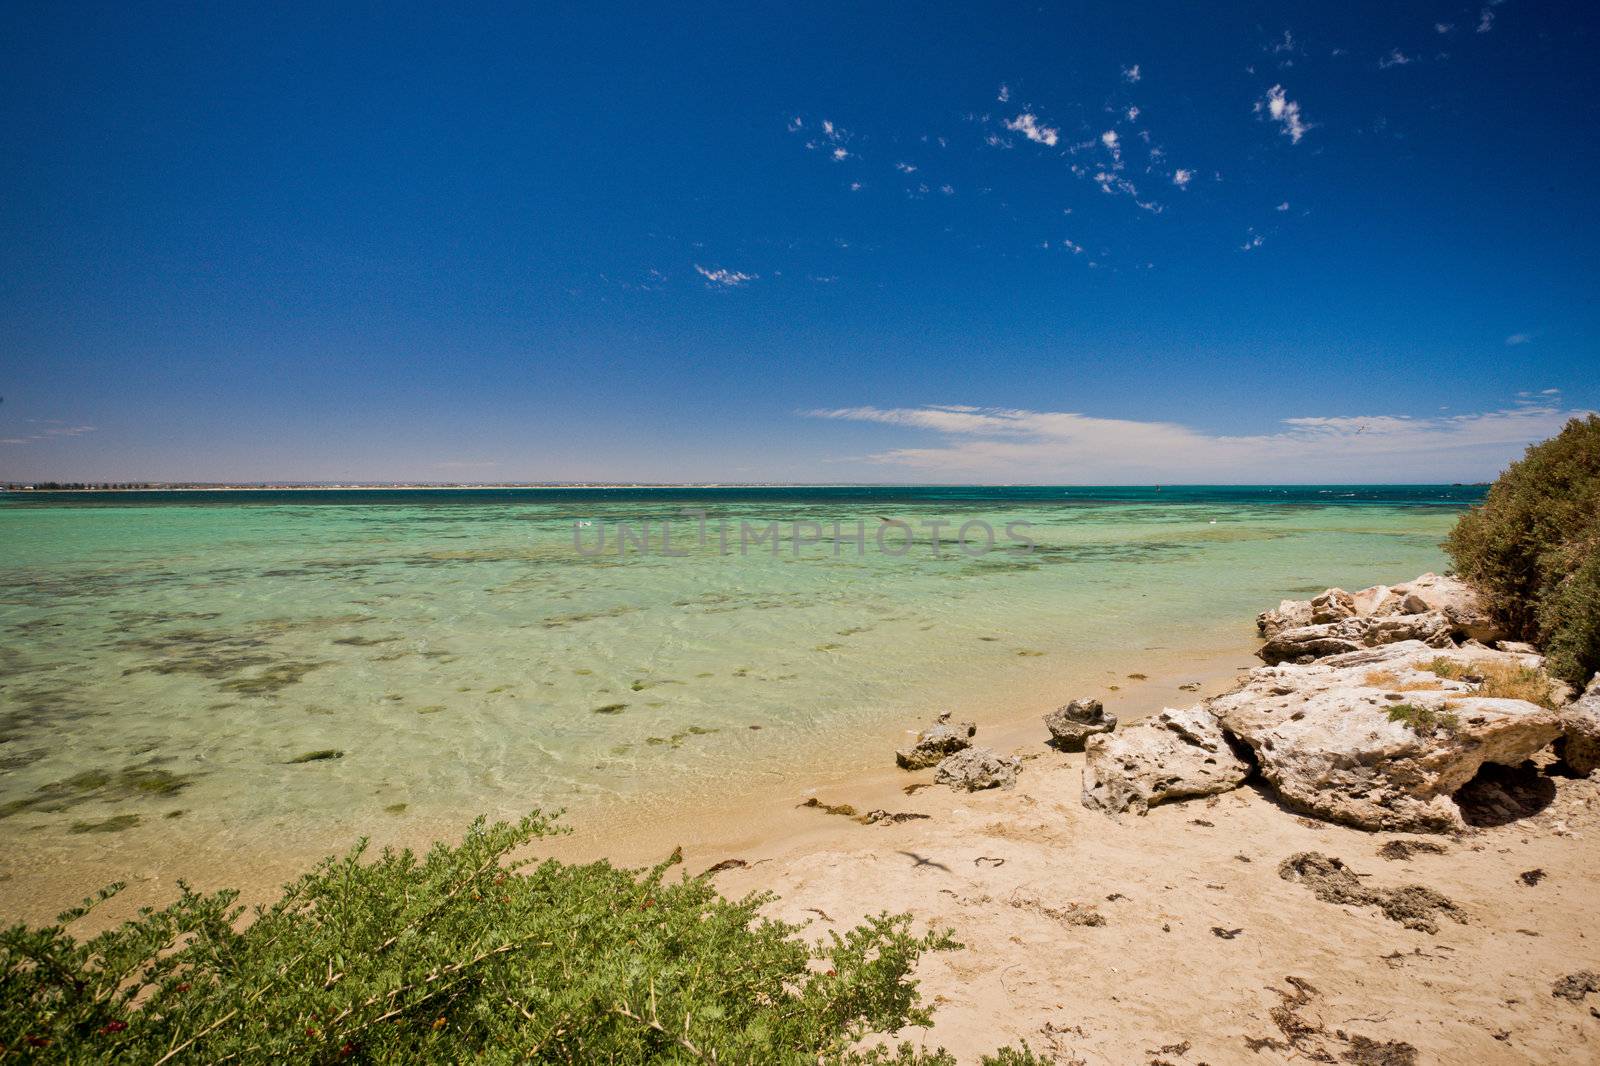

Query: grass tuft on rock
<box><xmin>1420</xmin><ymin>657</ymin><xmax>1559</xmax><ymax>708</ymax></box>
<box><xmin>1386</xmin><ymin>703</ymin><xmax>1461</xmax><ymax>737</ymax></box>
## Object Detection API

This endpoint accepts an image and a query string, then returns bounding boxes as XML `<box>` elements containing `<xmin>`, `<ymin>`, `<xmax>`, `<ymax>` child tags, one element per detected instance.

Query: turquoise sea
<box><xmin>0</xmin><ymin>486</ymin><xmax>1482</xmax><ymax>857</ymax></box>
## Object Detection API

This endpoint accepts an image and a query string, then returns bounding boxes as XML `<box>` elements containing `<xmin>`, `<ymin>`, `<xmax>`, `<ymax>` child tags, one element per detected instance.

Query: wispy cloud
<box><xmin>1378</xmin><ymin>48</ymin><xmax>1415</xmax><ymax>68</ymax></box>
<box><xmin>1505</xmin><ymin>332</ymin><xmax>1533</xmax><ymax>345</ymax></box>
<box><xmin>1004</xmin><ymin>112</ymin><xmax>1060</xmax><ymax>146</ymax></box>
<box><xmin>1256</xmin><ymin>84</ymin><xmax>1311</xmax><ymax>143</ymax></box>
<box><xmin>1</xmin><ymin>421</ymin><xmax>98</xmax><ymax>446</ymax></box>
<box><xmin>997</xmin><ymin>83</ymin><xmax>1010</xmax><ymax>102</ymax></box>
<box><xmin>794</xmin><ymin>117</ymin><xmax>852</xmax><ymax>159</ymax></box>
<box><xmin>1122</xmin><ymin>64</ymin><xmax>1141</xmax><ymax>83</ymax></box>
<box><xmin>694</xmin><ymin>265</ymin><xmax>756</xmax><ymax>287</ymax></box>
<box><xmin>805</xmin><ymin>399</ymin><xmax>1591</xmax><ymax>482</ymax></box>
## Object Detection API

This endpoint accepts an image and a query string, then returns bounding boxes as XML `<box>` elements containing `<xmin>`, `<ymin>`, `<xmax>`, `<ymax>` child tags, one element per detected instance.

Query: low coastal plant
<box><xmin>0</xmin><ymin>813</ymin><xmax>994</xmax><ymax>1064</ymax></box>
<box><xmin>1446</xmin><ymin>415</ymin><xmax>1600</xmax><ymax>686</ymax></box>
<box><xmin>1386</xmin><ymin>702</ymin><xmax>1461</xmax><ymax>737</ymax></box>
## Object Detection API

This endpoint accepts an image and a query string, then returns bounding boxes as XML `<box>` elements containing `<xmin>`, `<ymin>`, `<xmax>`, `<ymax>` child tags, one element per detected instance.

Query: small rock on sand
<box><xmin>1043</xmin><ymin>697</ymin><xmax>1116</xmax><ymax>751</ymax></box>
<box><xmin>896</xmin><ymin>712</ymin><xmax>977</xmax><ymax>770</ymax></box>
<box><xmin>933</xmin><ymin>746</ymin><xmax>1019</xmax><ymax>791</ymax></box>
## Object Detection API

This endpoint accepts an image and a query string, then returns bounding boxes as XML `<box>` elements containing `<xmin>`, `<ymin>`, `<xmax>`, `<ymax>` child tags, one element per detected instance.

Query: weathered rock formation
<box><xmin>1258</xmin><ymin>611</ymin><xmax>1455</xmax><ymax>665</ymax></box>
<box><xmin>1209</xmin><ymin>641</ymin><xmax>1562</xmax><ymax>831</ymax></box>
<box><xmin>1256</xmin><ymin>573</ymin><xmax>1505</xmax><ymax>664</ymax></box>
<box><xmin>1043</xmin><ymin>698</ymin><xmax>1117</xmax><ymax>751</ymax></box>
<box><xmin>895</xmin><ymin>712</ymin><xmax>976</xmax><ymax>770</ymax></box>
<box><xmin>1559</xmin><ymin>674</ymin><xmax>1600</xmax><ymax>776</ymax></box>
<box><xmin>1081</xmin><ymin>706</ymin><xmax>1251</xmax><ymax>815</ymax></box>
<box><xmin>934</xmin><ymin>747</ymin><xmax>1019</xmax><ymax>791</ymax></box>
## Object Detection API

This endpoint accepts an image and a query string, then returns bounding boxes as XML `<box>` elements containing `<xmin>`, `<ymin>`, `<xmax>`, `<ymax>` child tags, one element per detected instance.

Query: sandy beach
<box><xmin>9</xmin><ymin>617</ymin><xmax>1597</xmax><ymax>1064</ymax></box>
<box><xmin>702</xmin><ymin>750</ymin><xmax>1600</xmax><ymax>1064</ymax></box>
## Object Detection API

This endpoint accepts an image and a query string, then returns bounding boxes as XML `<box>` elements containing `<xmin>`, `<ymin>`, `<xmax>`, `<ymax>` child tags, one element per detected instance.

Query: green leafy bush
<box><xmin>1446</xmin><ymin>415</ymin><xmax>1600</xmax><ymax>686</ymax></box>
<box><xmin>1</xmin><ymin>813</ymin><xmax>970</xmax><ymax>1063</ymax></box>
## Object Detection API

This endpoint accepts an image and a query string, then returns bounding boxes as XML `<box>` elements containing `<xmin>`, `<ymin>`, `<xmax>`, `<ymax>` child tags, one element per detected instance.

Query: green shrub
<box><xmin>0</xmin><ymin>813</ymin><xmax>971</xmax><ymax>1063</ymax></box>
<box><xmin>1446</xmin><ymin>415</ymin><xmax>1600</xmax><ymax>686</ymax></box>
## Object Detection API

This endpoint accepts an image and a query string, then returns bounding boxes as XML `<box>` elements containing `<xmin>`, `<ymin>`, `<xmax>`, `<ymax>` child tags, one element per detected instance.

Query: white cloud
<box><xmin>787</xmin><ymin>116</ymin><xmax>803</xmax><ymax>132</ymax></box>
<box><xmin>1435</xmin><ymin>21</ymin><xmax>1455</xmax><ymax>34</ymax></box>
<box><xmin>1257</xmin><ymin>84</ymin><xmax>1311</xmax><ymax>143</ymax></box>
<box><xmin>694</xmin><ymin>265</ymin><xmax>756</xmax><ymax>287</ymax></box>
<box><xmin>805</xmin><ymin>400</ymin><xmax>1591</xmax><ymax>482</ymax></box>
<box><xmin>1477</xmin><ymin>6</ymin><xmax>1496</xmax><ymax>32</ymax></box>
<box><xmin>831</xmin><ymin>147</ymin><xmax>849</xmax><ymax>161</ymax></box>
<box><xmin>997</xmin><ymin>83</ymin><xmax>1010</xmax><ymax>102</ymax></box>
<box><xmin>1276</xmin><ymin>201</ymin><xmax>1290</xmax><ymax>211</ymax></box>
<box><xmin>1172</xmin><ymin>168</ymin><xmax>1193</xmax><ymax>188</ymax></box>
<box><xmin>0</xmin><ymin>422</ymin><xmax>96</xmax><ymax>446</ymax></box>
<box><xmin>1122</xmin><ymin>64</ymin><xmax>1141</xmax><ymax>83</ymax></box>
<box><xmin>1241</xmin><ymin>230</ymin><xmax>1264</xmax><ymax>250</ymax></box>
<box><xmin>1379</xmin><ymin>48</ymin><xmax>1414</xmax><ymax>68</ymax></box>
<box><xmin>1126</xmin><ymin>106</ymin><xmax>1140</xmax><ymax>121</ymax></box>
<box><xmin>1100</xmin><ymin>129</ymin><xmax>1122</xmax><ymax>167</ymax></box>
<box><xmin>939</xmin><ymin>184</ymin><xmax>955</xmax><ymax>195</ymax></box>
<box><xmin>1093</xmin><ymin>171</ymin><xmax>1162</xmax><ymax>212</ymax></box>
<box><xmin>849</xmin><ymin>181</ymin><xmax>863</xmax><ymax>192</ymax></box>
<box><xmin>1004</xmin><ymin>112</ymin><xmax>1060</xmax><ymax>146</ymax></box>
<box><xmin>1269</xmin><ymin>31</ymin><xmax>1297</xmax><ymax>55</ymax></box>
<box><xmin>1505</xmin><ymin>332</ymin><xmax>1533</xmax><ymax>345</ymax></box>
<box><xmin>895</xmin><ymin>161</ymin><xmax>917</xmax><ymax>173</ymax></box>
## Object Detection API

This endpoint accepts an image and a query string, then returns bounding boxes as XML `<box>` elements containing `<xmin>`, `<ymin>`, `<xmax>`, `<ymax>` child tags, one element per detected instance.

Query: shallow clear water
<box><xmin>0</xmin><ymin>486</ymin><xmax>1480</xmax><ymax>845</ymax></box>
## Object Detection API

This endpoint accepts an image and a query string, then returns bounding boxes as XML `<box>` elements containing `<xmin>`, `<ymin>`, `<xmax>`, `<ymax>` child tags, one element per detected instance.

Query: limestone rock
<box><xmin>1081</xmin><ymin>706</ymin><xmax>1251</xmax><ymax>816</ymax></box>
<box><xmin>1559</xmin><ymin>674</ymin><xmax>1600</xmax><ymax>776</ymax></box>
<box><xmin>1386</xmin><ymin>572</ymin><xmax>1504</xmax><ymax>643</ymax></box>
<box><xmin>895</xmin><ymin>712</ymin><xmax>976</xmax><ymax>770</ymax></box>
<box><xmin>1211</xmin><ymin>641</ymin><xmax>1562</xmax><ymax>831</ymax></box>
<box><xmin>1310</xmin><ymin>588</ymin><xmax>1358</xmax><ymax>623</ymax></box>
<box><xmin>933</xmin><ymin>746</ymin><xmax>1019</xmax><ymax>791</ymax></box>
<box><xmin>1256</xmin><ymin>573</ymin><xmax>1504</xmax><ymax>664</ymax></box>
<box><xmin>1044</xmin><ymin>697</ymin><xmax>1117</xmax><ymax>751</ymax></box>
<box><xmin>1257</xmin><ymin>599</ymin><xmax>1314</xmax><ymax>638</ymax></box>
<box><xmin>1258</xmin><ymin>611</ymin><xmax>1454</xmax><ymax>665</ymax></box>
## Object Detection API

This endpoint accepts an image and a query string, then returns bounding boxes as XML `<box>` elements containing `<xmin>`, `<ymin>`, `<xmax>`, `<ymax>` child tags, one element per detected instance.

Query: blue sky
<box><xmin>1</xmin><ymin>1</ymin><xmax>1595</xmax><ymax>483</ymax></box>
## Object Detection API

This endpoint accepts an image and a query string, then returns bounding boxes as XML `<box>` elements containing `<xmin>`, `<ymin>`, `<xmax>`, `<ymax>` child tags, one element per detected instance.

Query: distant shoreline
<box><xmin>2</xmin><ymin>481</ymin><xmax>1493</xmax><ymax>492</ymax></box>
